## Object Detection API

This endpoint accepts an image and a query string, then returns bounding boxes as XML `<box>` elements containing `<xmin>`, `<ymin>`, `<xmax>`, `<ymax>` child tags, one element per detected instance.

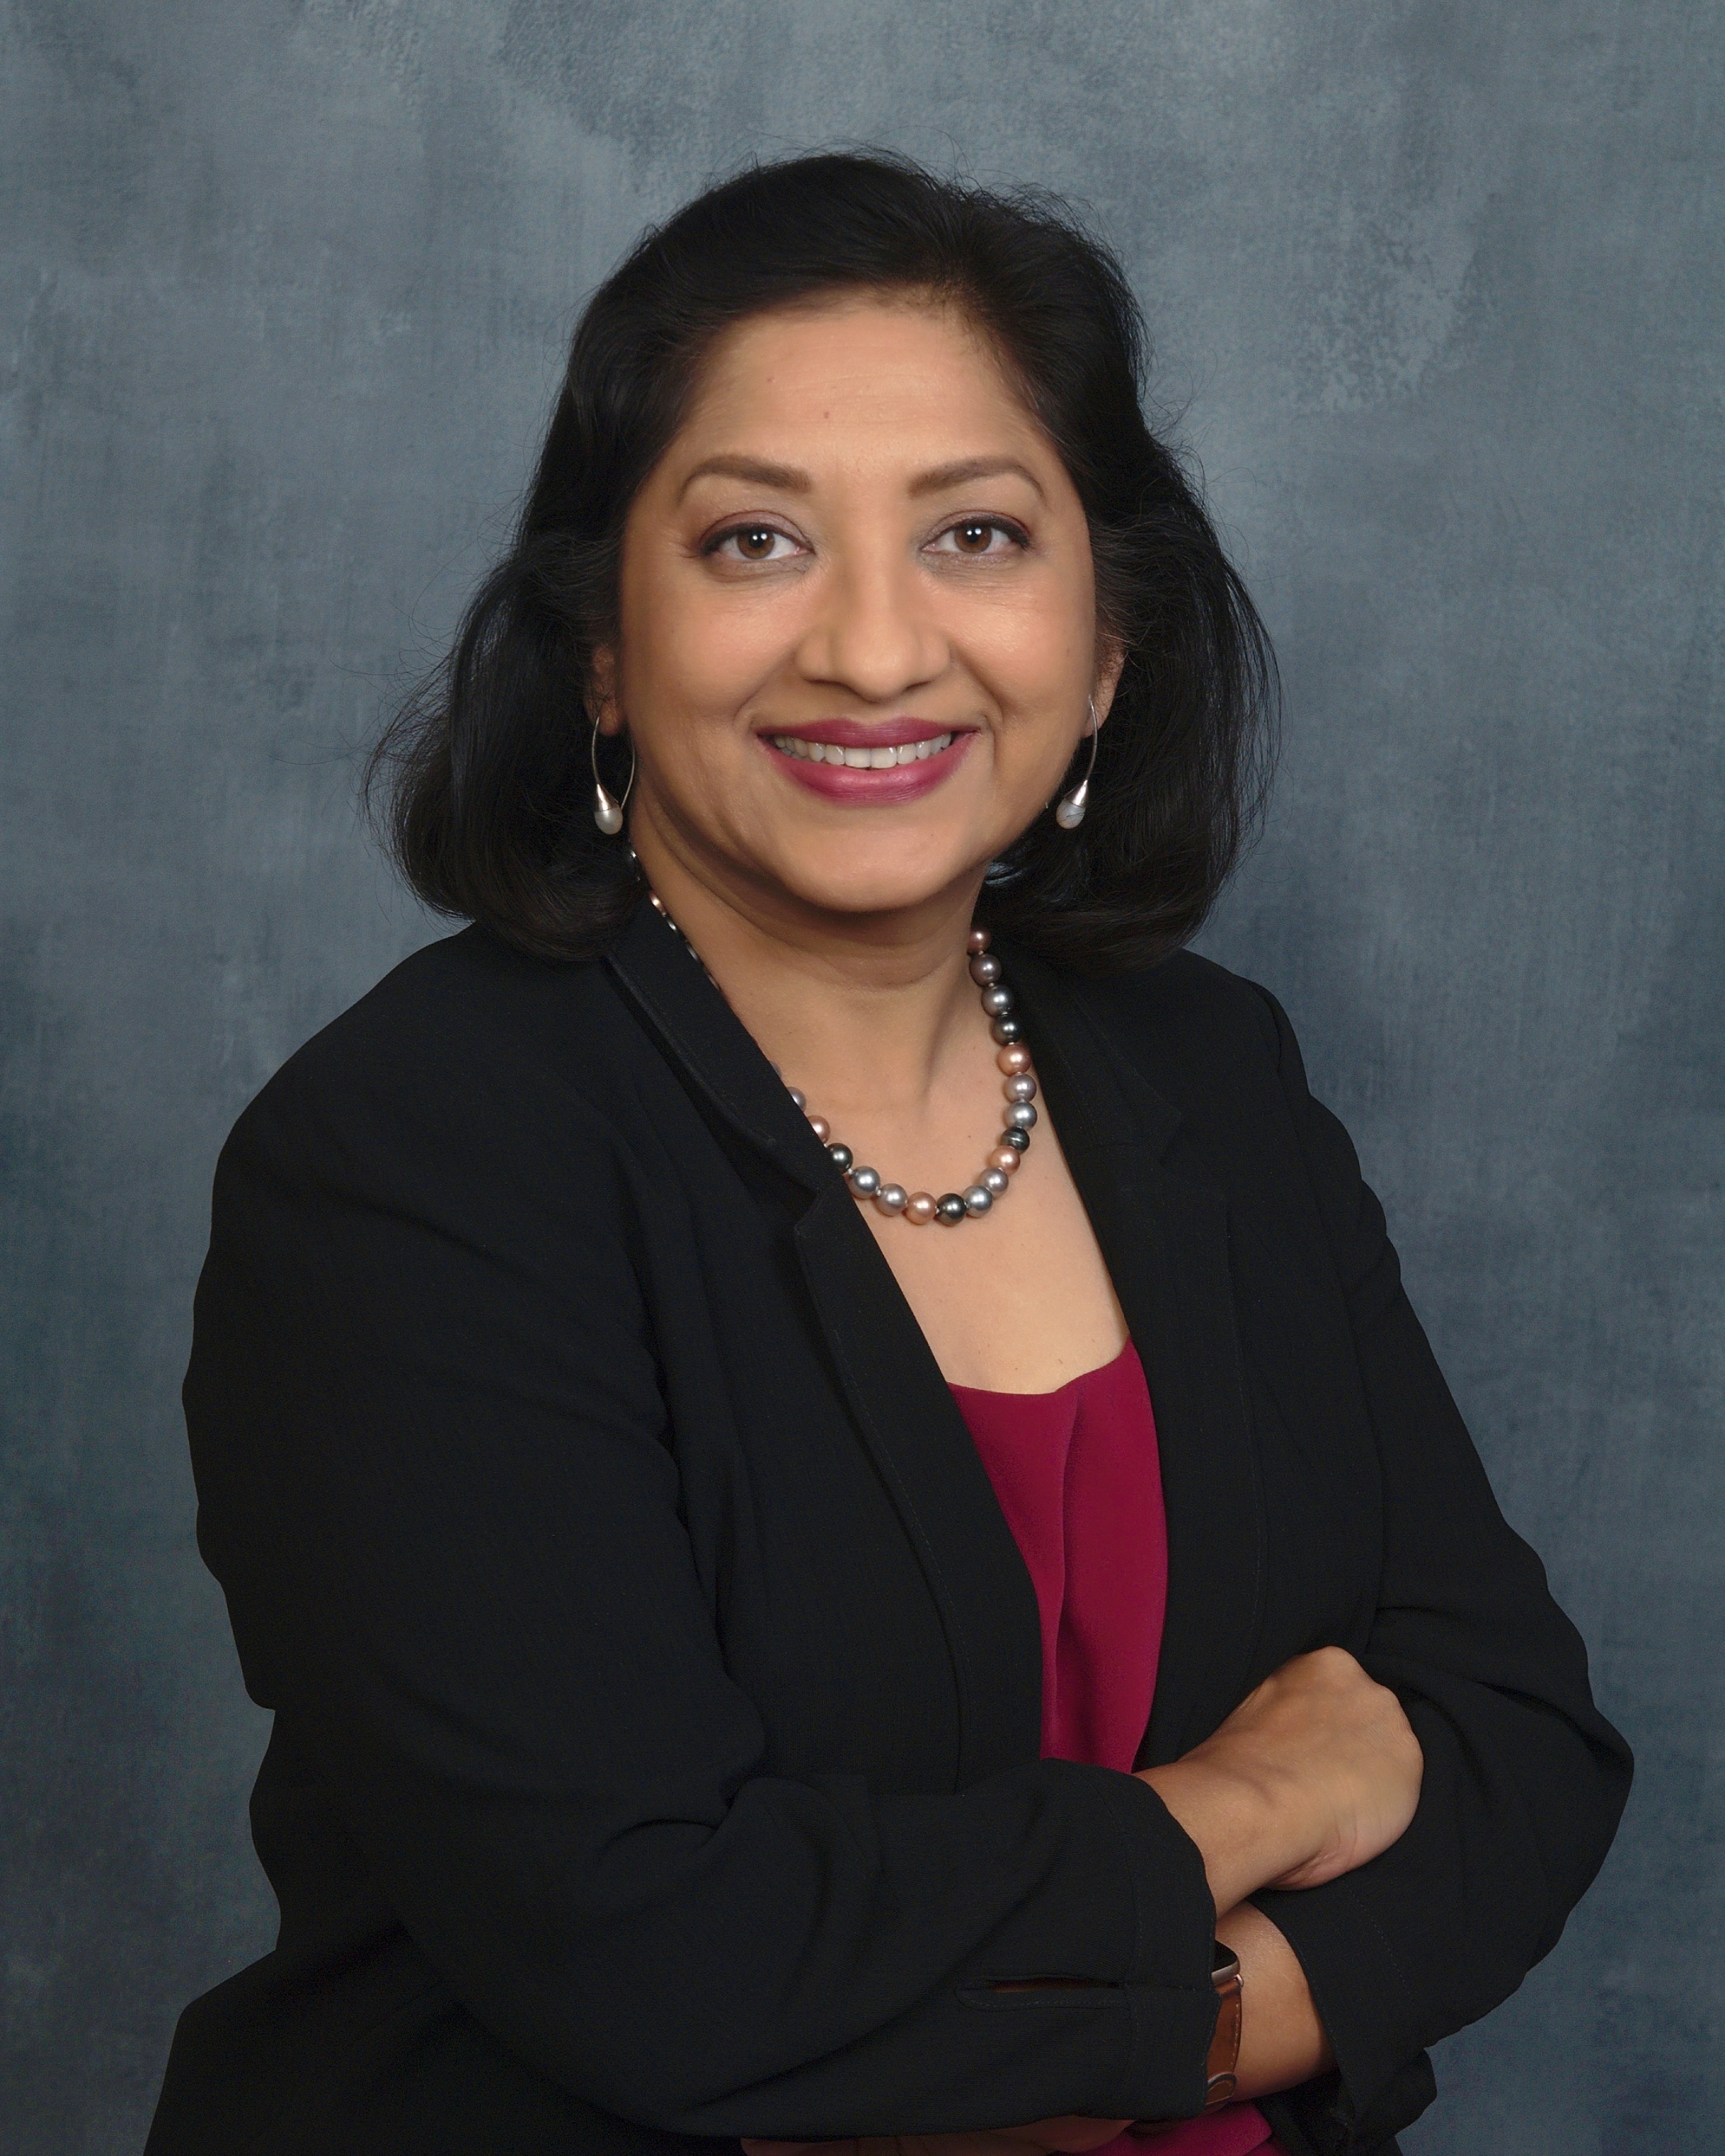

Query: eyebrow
<box><xmin>678</xmin><ymin>455</ymin><xmax>810</xmax><ymax>499</ymax></box>
<box><xmin>907</xmin><ymin>455</ymin><xmax>1045</xmax><ymax>500</ymax></box>
<box><xmin>676</xmin><ymin>452</ymin><xmax>1045</xmax><ymax>502</ymax></box>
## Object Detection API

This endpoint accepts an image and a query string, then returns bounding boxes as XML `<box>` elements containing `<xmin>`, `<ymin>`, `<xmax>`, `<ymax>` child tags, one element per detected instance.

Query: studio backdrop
<box><xmin>3</xmin><ymin>4</ymin><xmax>1720</xmax><ymax>2152</ymax></box>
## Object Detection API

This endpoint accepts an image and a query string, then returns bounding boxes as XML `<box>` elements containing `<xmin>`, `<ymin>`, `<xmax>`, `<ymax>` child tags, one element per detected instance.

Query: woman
<box><xmin>147</xmin><ymin>155</ymin><xmax>1629</xmax><ymax>2156</ymax></box>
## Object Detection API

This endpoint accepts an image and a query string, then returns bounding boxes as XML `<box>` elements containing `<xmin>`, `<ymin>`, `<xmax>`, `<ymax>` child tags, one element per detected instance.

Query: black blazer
<box><xmin>147</xmin><ymin>903</ymin><xmax>1630</xmax><ymax>2156</ymax></box>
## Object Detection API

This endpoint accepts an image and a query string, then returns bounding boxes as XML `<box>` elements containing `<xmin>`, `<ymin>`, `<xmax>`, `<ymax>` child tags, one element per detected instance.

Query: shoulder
<box><xmin>1070</xmin><ymin>946</ymin><xmax>1296</xmax><ymax>1116</ymax></box>
<box><xmin>264</xmin><ymin>923</ymin><xmax>616</xmax><ymax>1089</ymax></box>
<box><xmin>223</xmin><ymin>924</ymin><xmax>645</xmax><ymax>1189</ymax></box>
<box><xmin>1060</xmin><ymin>944</ymin><xmax>1363</xmax><ymax>1226</ymax></box>
<box><xmin>1072</xmin><ymin>948</ymin><xmax>1383</xmax><ymax>1279</ymax></box>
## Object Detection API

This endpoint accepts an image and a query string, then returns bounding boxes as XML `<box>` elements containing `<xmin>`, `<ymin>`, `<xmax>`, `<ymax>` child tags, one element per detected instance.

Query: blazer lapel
<box><xmin>603</xmin><ymin>900</ymin><xmax>830</xmax><ymax>1183</ymax></box>
<box><xmin>793</xmin><ymin>1187</ymin><xmax>1045</xmax><ymax>1785</ymax></box>
<box><xmin>607</xmin><ymin>902</ymin><xmax>1044</xmax><ymax>1789</ymax></box>
<box><xmin>1004</xmin><ymin>947</ymin><xmax>1269</xmax><ymax>1767</ymax></box>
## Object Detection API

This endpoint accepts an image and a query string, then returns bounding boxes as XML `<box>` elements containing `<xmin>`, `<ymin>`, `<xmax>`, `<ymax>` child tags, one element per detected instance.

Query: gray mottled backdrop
<box><xmin>3</xmin><ymin>3</ymin><xmax>1719</xmax><ymax>2150</ymax></box>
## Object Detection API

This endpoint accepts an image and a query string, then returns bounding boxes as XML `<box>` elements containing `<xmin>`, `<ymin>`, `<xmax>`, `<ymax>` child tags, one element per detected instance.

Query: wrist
<box><xmin>1211</xmin><ymin>1901</ymin><xmax>1333</xmax><ymax>2099</ymax></box>
<box><xmin>1136</xmin><ymin>1752</ymin><xmax>1313</xmax><ymax>1913</ymax></box>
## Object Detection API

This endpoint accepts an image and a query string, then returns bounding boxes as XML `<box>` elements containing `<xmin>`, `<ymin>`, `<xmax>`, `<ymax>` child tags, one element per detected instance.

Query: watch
<box><xmin>1201</xmin><ymin>1942</ymin><xmax>1244</xmax><ymax>2108</ymax></box>
<box><xmin>1127</xmin><ymin>1941</ymin><xmax>1243</xmax><ymax>2137</ymax></box>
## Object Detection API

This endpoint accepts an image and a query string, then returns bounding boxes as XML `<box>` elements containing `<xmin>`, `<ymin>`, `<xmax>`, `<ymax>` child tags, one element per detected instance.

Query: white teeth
<box><xmin>772</xmin><ymin>731</ymin><xmax>956</xmax><ymax>765</ymax></box>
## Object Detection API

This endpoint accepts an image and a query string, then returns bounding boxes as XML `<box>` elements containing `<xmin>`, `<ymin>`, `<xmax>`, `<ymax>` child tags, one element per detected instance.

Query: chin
<box><xmin>772</xmin><ymin>847</ymin><xmax>978</xmax><ymax>920</ymax></box>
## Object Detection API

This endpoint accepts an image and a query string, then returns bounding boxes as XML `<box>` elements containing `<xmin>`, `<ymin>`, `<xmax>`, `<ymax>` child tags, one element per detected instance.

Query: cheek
<box><xmin>969</xmin><ymin>627</ymin><xmax>1092</xmax><ymax>764</ymax></box>
<box><xmin>960</xmin><ymin>558</ymin><xmax>1097</xmax><ymax>696</ymax></box>
<box><xmin>625</xmin><ymin>572</ymin><xmax>782</xmax><ymax>726</ymax></box>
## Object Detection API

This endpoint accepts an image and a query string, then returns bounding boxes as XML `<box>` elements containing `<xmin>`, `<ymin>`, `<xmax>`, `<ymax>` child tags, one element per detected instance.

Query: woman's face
<box><xmin>599</xmin><ymin>293</ymin><xmax>1118</xmax><ymax>923</ymax></box>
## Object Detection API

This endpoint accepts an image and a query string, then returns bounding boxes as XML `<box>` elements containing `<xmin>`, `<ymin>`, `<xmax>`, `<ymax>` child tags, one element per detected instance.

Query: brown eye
<box><xmin>736</xmin><ymin>527</ymin><xmax>779</xmax><ymax>559</ymax></box>
<box><xmin>931</xmin><ymin>518</ymin><xmax>1021</xmax><ymax>558</ymax></box>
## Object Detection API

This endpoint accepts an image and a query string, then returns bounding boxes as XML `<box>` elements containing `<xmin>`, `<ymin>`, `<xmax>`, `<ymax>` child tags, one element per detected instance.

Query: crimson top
<box><xmin>949</xmin><ymin>1342</ymin><xmax>1276</xmax><ymax>2156</ymax></box>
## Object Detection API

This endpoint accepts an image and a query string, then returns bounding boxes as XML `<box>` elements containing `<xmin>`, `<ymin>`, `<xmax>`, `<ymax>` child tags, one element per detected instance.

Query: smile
<box><xmin>769</xmin><ymin>732</ymin><xmax>955</xmax><ymax>768</ymax></box>
<box><xmin>760</xmin><ymin>725</ymin><xmax>975</xmax><ymax>804</ymax></box>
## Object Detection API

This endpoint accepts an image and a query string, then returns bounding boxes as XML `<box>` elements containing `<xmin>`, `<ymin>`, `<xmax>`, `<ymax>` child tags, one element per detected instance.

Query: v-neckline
<box><xmin>947</xmin><ymin>1337</ymin><xmax>1136</xmax><ymax>1403</ymax></box>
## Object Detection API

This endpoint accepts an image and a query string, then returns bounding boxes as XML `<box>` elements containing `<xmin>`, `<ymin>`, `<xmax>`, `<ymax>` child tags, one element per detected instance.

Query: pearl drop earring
<box><xmin>1054</xmin><ymin>700</ymin><xmax>1100</xmax><ymax>830</ymax></box>
<box><xmin>591</xmin><ymin>721</ymin><xmax>635</xmax><ymax>835</ymax></box>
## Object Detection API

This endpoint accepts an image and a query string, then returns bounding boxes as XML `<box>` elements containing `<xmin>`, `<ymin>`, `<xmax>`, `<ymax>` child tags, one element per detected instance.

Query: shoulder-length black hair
<box><xmin>370</xmin><ymin>151</ymin><xmax>1276</xmax><ymax>974</ymax></box>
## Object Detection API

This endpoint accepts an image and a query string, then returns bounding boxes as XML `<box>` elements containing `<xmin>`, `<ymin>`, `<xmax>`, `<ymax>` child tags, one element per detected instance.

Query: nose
<box><xmin>792</xmin><ymin>548</ymin><xmax>949</xmax><ymax>704</ymax></box>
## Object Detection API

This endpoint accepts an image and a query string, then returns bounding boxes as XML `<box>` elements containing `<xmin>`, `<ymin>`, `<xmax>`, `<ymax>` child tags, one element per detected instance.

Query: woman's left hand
<box><xmin>742</xmin><ymin>2118</ymin><xmax>1131</xmax><ymax>2156</ymax></box>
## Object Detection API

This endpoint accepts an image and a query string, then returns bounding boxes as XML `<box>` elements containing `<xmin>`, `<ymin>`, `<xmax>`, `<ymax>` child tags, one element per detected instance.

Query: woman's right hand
<box><xmin>1137</xmin><ymin>1646</ymin><xmax>1422</xmax><ymax>1915</ymax></box>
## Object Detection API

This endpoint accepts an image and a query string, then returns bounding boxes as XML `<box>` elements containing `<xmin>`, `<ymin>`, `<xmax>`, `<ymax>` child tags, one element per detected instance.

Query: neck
<box><xmin>631</xmin><ymin>830</ymin><xmax>986</xmax><ymax>1119</ymax></box>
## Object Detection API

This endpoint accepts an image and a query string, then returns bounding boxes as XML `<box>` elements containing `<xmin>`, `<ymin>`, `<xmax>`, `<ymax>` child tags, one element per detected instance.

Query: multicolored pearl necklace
<box><xmin>645</xmin><ymin>898</ymin><xmax>1036</xmax><ymax>1225</ymax></box>
<box><xmin>793</xmin><ymin>927</ymin><xmax>1037</xmax><ymax>1226</ymax></box>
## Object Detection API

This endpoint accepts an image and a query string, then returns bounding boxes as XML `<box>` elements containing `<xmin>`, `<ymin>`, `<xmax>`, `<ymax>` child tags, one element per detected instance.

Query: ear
<box><xmin>586</xmin><ymin>645</ymin><xmax>622</xmax><ymax>736</ymax></box>
<box><xmin>1092</xmin><ymin>636</ymin><xmax>1127</xmax><ymax>728</ymax></box>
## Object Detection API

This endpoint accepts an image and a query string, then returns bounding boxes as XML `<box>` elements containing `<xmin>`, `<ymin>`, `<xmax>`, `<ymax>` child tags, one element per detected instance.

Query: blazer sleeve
<box><xmin>1246</xmin><ymin>987</ymin><xmax>1633</xmax><ymax>2152</ymax></box>
<box><xmin>184</xmin><ymin>1031</ymin><xmax>1222</xmax><ymax>2137</ymax></box>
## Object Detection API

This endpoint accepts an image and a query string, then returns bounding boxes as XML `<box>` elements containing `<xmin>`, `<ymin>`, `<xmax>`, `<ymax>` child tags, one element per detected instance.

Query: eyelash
<box><xmin>928</xmin><ymin>517</ymin><xmax>1030</xmax><ymax>557</ymax></box>
<box><xmin>702</xmin><ymin>516</ymin><xmax>1030</xmax><ymax>562</ymax></box>
<box><xmin>702</xmin><ymin>523</ymin><xmax>802</xmax><ymax>563</ymax></box>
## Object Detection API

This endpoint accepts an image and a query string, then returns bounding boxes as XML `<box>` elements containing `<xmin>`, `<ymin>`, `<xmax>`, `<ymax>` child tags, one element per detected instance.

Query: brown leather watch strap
<box><xmin>1202</xmin><ymin>1945</ymin><xmax>1243</xmax><ymax>2109</ymax></box>
<box><xmin>1127</xmin><ymin>1943</ymin><xmax>1243</xmax><ymax>2137</ymax></box>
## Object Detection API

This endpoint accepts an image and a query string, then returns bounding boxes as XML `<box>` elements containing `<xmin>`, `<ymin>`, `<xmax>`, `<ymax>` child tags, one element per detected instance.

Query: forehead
<box><xmin>671</xmin><ymin>295</ymin><xmax>1047</xmax><ymax>466</ymax></box>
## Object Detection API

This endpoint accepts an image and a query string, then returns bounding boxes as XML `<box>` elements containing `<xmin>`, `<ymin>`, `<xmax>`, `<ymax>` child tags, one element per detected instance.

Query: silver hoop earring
<box><xmin>591</xmin><ymin>722</ymin><xmax>635</xmax><ymax>836</ymax></box>
<box><xmin>1055</xmin><ymin>700</ymin><xmax>1100</xmax><ymax>830</ymax></box>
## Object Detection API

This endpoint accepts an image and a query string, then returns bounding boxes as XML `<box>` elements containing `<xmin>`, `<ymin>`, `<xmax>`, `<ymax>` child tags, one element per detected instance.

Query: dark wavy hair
<box><xmin>369</xmin><ymin>151</ymin><xmax>1277</xmax><ymax>974</ymax></box>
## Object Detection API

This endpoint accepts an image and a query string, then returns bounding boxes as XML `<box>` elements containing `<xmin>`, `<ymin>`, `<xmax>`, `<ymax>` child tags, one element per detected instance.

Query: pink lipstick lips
<box><xmin>760</xmin><ymin>718</ymin><xmax>974</xmax><ymax>804</ymax></box>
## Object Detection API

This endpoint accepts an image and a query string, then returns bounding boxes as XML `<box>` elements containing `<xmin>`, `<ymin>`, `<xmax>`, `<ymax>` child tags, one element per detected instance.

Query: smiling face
<box><xmin>597</xmin><ymin>293</ymin><xmax>1119</xmax><ymax>931</ymax></box>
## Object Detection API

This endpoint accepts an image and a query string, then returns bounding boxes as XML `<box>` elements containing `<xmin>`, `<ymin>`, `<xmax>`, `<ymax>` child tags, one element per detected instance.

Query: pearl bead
<box><xmin>650</xmin><ymin>884</ymin><xmax>1020</xmax><ymax>1231</ymax></box>
<box><xmin>755</xmin><ymin>929</ymin><xmax>1030</xmax><ymax>1228</ymax></box>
